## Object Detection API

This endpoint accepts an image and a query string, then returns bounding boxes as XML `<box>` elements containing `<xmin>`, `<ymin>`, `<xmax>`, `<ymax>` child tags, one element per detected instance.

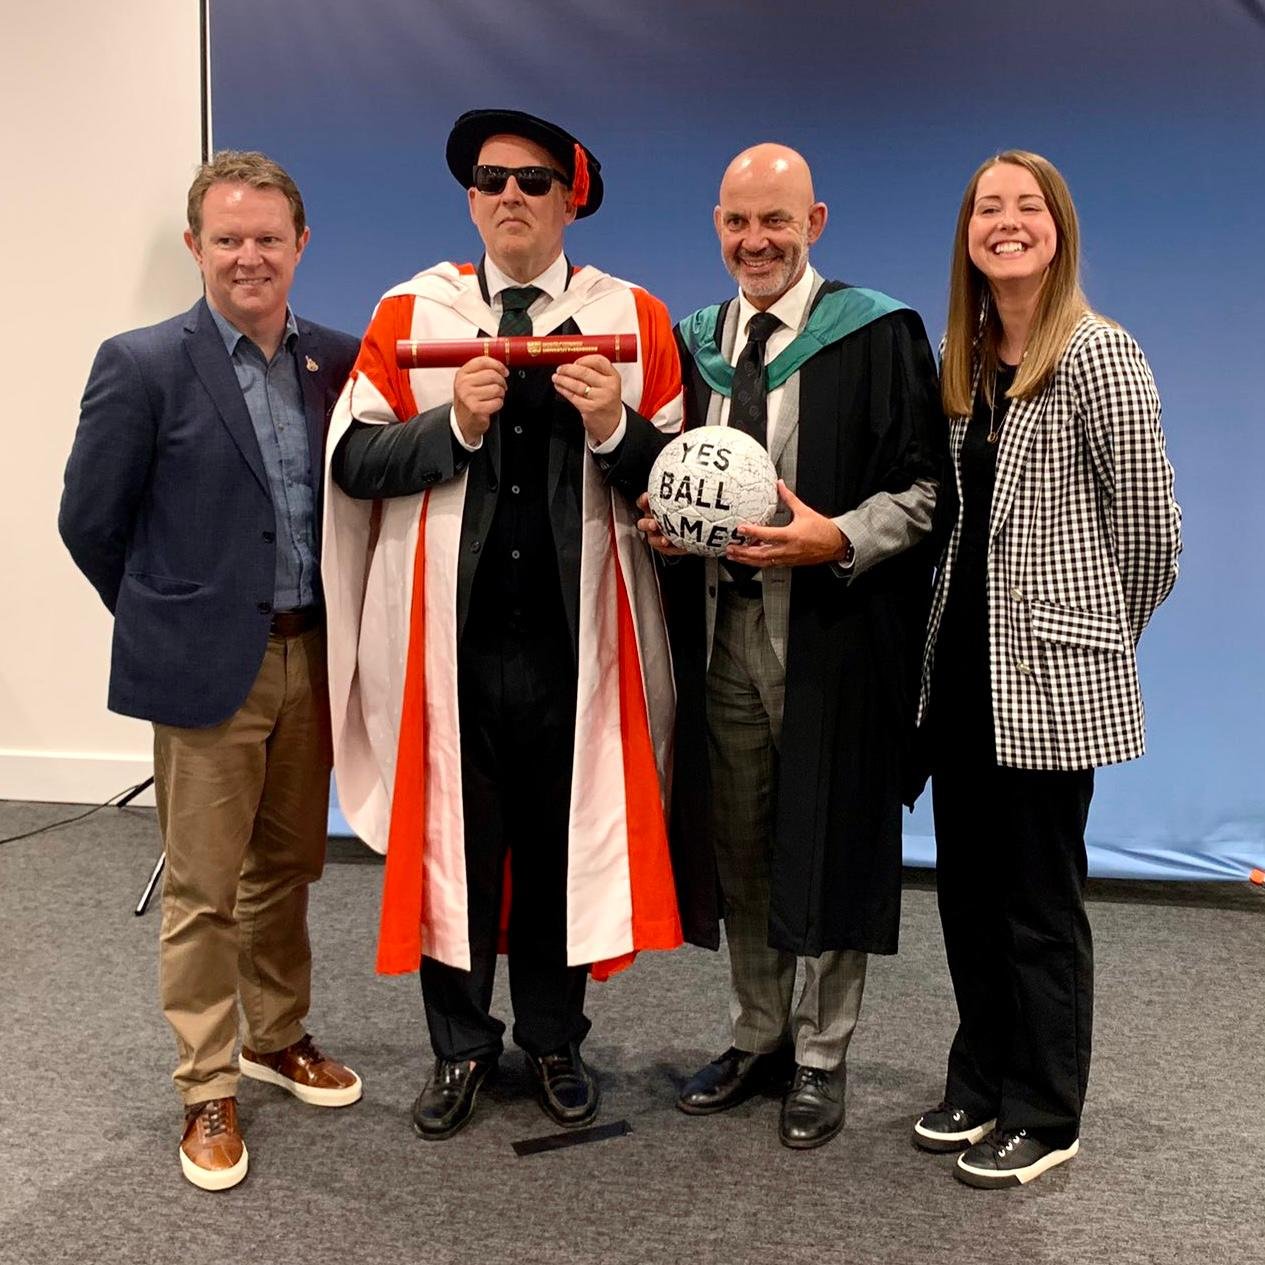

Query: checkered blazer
<box><xmin>918</xmin><ymin>313</ymin><xmax>1181</xmax><ymax>770</ymax></box>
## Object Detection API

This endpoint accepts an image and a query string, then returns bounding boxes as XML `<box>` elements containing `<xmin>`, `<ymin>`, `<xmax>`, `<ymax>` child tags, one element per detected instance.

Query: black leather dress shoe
<box><xmin>525</xmin><ymin>1044</ymin><xmax>599</xmax><ymax>1128</ymax></box>
<box><xmin>779</xmin><ymin>1064</ymin><xmax>846</xmax><ymax>1149</ymax></box>
<box><xmin>677</xmin><ymin>1045</ymin><xmax>794</xmax><ymax>1116</ymax></box>
<box><xmin>411</xmin><ymin>1058</ymin><xmax>496</xmax><ymax>1140</ymax></box>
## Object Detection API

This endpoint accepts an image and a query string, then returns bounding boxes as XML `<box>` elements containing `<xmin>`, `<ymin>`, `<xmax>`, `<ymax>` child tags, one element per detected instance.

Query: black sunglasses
<box><xmin>472</xmin><ymin>164</ymin><xmax>570</xmax><ymax>197</ymax></box>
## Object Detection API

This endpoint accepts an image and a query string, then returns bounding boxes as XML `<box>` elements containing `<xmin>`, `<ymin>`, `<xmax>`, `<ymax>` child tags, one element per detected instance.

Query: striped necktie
<box><xmin>723</xmin><ymin>311</ymin><xmax>781</xmax><ymax>587</ymax></box>
<box><xmin>729</xmin><ymin>311</ymin><xmax>782</xmax><ymax>448</ymax></box>
<box><xmin>498</xmin><ymin>286</ymin><xmax>542</xmax><ymax>336</ymax></box>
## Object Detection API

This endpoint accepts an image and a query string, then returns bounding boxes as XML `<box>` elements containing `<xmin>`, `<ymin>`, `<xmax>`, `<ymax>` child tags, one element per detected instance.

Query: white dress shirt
<box><xmin>452</xmin><ymin>253</ymin><xmax>625</xmax><ymax>453</ymax></box>
<box><xmin>450</xmin><ymin>253</ymin><xmax>567</xmax><ymax>451</ymax></box>
<box><xmin>719</xmin><ymin>262</ymin><xmax>817</xmax><ymax>441</ymax></box>
<box><xmin>719</xmin><ymin>266</ymin><xmax>855</xmax><ymax>574</ymax></box>
<box><xmin>720</xmin><ymin>266</ymin><xmax>936</xmax><ymax>577</ymax></box>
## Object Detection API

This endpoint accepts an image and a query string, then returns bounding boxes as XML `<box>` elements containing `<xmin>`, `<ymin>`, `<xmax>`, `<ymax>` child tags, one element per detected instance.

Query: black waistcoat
<box><xmin>464</xmin><ymin>360</ymin><xmax>570</xmax><ymax>641</ymax></box>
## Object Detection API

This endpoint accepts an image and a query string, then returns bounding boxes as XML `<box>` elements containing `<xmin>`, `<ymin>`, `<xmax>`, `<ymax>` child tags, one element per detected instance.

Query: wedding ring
<box><xmin>583</xmin><ymin>384</ymin><xmax>591</xmax><ymax>398</ymax></box>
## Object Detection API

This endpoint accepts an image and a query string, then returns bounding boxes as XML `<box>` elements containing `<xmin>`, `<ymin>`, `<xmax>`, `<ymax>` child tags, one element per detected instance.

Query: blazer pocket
<box><xmin>126</xmin><ymin>571</ymin><xmax>204</xmax><ymax>598</ymax></box>
<box><xmin>1030</xmin><ymin>599</ymin><xmax>1125</xmax><ymax>654</ymax></box>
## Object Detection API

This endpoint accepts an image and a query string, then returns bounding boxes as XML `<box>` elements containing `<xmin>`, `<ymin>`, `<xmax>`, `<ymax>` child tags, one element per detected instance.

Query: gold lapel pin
<box><xmin>305</xmin><ymin>356</ymin><xmax>319</xmax><ymax>372</ymax></box>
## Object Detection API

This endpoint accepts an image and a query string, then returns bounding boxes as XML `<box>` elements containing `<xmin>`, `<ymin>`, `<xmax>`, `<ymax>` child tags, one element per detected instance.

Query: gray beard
<box><xmin>726</xmin><ymin>245</ymin><xmax>808</xmax><ymax>300</ymax></box>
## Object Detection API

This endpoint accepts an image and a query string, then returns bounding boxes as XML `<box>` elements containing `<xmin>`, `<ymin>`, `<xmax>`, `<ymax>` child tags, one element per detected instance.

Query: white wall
<box><xmin>0</xmin><ymin>1</ymin><xmax>204</xmax><ymax>804</ymax></box>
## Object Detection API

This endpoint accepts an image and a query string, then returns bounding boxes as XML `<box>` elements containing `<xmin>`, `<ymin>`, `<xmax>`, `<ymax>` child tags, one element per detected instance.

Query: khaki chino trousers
<box><xmin>154</xmin><ymin>628</ymin><xmax>330</xmax><ymax>1105</ymax></box>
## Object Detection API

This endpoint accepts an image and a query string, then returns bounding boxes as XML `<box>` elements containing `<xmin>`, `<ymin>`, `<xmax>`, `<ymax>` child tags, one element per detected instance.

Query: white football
<box><xmin>647</xmin><ymin>426</ymin><xmax>779</xmax><ymax>557</ymax></box>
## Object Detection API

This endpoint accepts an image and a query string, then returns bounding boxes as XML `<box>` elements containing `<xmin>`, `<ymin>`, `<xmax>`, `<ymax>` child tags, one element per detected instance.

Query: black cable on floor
<box><xmin>0</xmin><ymin>780</ymin><xmax>154</xmax><ymax>846</ymax></box>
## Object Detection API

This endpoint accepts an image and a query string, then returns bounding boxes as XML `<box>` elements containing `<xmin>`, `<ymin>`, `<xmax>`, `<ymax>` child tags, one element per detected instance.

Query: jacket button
<box><xmin>471</xmin><ymin>540</ymin><xmax>481</xmax><ymax>553</ymax></box>
<box><xmin>1010</xmin><ymin>586</ymin><xmax>1022</xmax><ymax>601</ymax></box>
<box><xmin>1016</xmin><ymin>659</ymin><xmax>1032</xmax><ymax>675</ymax></box>
<box><xmin>257</xmin><ymin>601</ymin><xmax>272</xmax><ymax>614</ymax></box>
<box><xmin>262</xmin><ymin>531</ymin><xmax>275</xmax><ymax>543</ymax></box>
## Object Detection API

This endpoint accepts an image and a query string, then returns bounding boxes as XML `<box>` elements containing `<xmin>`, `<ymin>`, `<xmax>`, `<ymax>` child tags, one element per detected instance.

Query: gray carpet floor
<box><xmin>1</xmin><ymin>799</ymin><xmax>1261</xmax><ymax>1265</ymax></box>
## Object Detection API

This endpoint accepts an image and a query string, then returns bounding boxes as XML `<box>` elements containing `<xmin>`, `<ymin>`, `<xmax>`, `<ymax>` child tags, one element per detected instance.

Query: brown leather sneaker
<box><xmin>179</xmin><ymin>1096</ymin><xmax>248</xmax><ymax>1191</ymax></box>
<box><xmin>240</xmin><ymin>1034</ymin><xmax>362</xmax><ymax>1107</ymax></box>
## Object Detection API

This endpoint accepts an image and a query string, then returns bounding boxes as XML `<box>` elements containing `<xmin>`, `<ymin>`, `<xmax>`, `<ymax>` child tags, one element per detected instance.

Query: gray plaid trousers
<box><xmin>706</xmin><ymin>588</ymin><xmax>866</xmax><ymax>1069</ymax></box>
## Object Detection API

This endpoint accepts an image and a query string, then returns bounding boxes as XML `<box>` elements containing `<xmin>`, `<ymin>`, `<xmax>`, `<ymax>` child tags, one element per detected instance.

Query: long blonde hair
<box><xmin>941</xmin><ymin>150</ymin><xmax>1091</xmax><ymax>418</ymax></box>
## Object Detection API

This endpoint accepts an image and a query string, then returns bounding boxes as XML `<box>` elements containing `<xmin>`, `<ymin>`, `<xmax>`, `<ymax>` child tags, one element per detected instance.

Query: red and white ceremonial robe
<box><xmin>323</xmin><ymin>262</ymin><xmax>683</xmax><ymax>978</ymax></box>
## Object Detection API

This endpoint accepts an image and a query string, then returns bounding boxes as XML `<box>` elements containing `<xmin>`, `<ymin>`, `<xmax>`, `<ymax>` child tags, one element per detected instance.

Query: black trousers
<box><xmin>931</xmin><ymin>740</ymin><xmax>1094</xmax><ymax>1149</ymax></box>
<box><xmin>420</xmin><ymin>622</ymin><xmax>589</xmax><ymax>1063</ymax></box>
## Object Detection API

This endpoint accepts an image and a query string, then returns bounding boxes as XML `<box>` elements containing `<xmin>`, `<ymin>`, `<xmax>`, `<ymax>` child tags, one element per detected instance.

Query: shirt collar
<box><xmin>208</xmin><ymin>302</ymin><xmax>299</xmax><ymax>356</ymax></box>
<box><xmin>736</xmin><ymin>263</ymin><xmax>816</xmax><ymax>342</ymax></box>
<box><xmin>483</xmin><ymin>252</ymin><xmax>569</xmax><ymax>305</ymax></box>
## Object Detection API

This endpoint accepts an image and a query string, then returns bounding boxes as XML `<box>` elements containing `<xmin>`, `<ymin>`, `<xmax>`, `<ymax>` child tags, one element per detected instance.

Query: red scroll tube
<box><xmin>396</xmin><ymin>333</ymin><xmax>638</xmax><ymax>370</ymax></box>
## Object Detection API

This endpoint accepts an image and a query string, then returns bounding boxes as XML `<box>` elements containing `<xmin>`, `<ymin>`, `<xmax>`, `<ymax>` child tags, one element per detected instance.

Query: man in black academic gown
<box><xmin>614</xmin><ymin>143</ymin><xmax>944</xmax><ymax>1148</ymax></box>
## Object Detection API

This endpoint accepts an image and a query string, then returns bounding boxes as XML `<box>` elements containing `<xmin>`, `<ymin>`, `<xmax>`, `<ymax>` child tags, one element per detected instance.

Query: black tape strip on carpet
<box><xmin>511</xmin><ymin>1119</ymin><xmax>632</xmax><ymax>1156</ymax></box>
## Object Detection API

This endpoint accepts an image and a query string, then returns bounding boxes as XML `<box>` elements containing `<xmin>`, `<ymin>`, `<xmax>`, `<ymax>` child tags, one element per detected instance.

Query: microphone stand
<box><xmin>122</xmin><ymin>777</ymin><xmax>164</xmax><ymax>916</ymax></box>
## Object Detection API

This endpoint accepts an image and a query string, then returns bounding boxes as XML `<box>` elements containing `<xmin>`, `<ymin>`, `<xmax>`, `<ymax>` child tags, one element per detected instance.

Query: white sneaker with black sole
<box><xmin>954</xmin><ymin>1128</ymin><xmax>1079</xmax><ymax>1188</ymax></box>
<box><xmin>912</xmin><ymin>1102</ymin><xmax>996</xmax><ymax>1153</ymax></box>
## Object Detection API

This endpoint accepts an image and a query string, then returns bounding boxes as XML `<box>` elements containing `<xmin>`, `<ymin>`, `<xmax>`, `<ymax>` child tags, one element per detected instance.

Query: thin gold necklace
<box><xmin>988</xmin><ymin>352</ymin><xmax>1023</xmax><ymax>442</ymax></box>
<box><xmin>987</xmin><ymin>373</ymin><xmax>1003</xmax><ymax>444</ymax></box>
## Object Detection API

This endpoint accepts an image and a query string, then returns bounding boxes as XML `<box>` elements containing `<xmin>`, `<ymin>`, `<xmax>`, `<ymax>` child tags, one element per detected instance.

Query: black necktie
<box><xmin>729</xmin><ymin>311</ymin><xmax>782</xmax><ymax>448</ymax></box>
<box><xmin>498</xmin><ymin>286</ymin><xmax>541</xmax><ymax>336</ymax></box>
<box><xmin>724</xmin><ymin>312</ymin><xmax>781</xmax><ymax>586</ymax></box>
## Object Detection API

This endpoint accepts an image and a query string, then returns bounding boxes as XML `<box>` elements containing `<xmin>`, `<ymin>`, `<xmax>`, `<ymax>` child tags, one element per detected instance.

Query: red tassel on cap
<box><xmin>571</xmin><ymin>142</ymin><xmax>590</xmax><ymax>209</ymax></box>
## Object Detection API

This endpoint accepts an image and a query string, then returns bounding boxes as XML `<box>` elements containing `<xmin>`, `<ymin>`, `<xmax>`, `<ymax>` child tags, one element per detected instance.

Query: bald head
<box><xmin>715</xmin><ymin>144</ymin><xmax>827</xmax><ymax>309</ymax></box>
<box><xmin>720</xmin><ymin>143</ymin><xmax>816</xmax><ymax>205</ymax></box>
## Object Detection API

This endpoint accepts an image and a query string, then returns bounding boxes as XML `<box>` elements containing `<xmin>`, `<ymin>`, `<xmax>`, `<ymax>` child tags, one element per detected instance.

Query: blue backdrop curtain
<box><xmin>208</xmin><ymin>0</ymin><xmax>1265</xmax><ymax>881</ymax></box>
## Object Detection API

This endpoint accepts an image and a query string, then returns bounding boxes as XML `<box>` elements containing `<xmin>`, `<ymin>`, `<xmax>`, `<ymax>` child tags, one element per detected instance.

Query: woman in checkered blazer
<box><xmin>910</xmin><ymin>151</ymin><xmax>1181</xmax><ymax>1189</ymax></box>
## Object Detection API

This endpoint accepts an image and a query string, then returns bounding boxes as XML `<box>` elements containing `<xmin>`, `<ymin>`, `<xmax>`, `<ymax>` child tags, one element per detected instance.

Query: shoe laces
<box><xmin>983</xmin><ymin>1127</ymin><xmax>1027</xmax><ymax>1157</ymax></box>
<box><xmin>189</xmin><ymin>1098</ymin><xmax>231</xmax><ymax>1138</ymax></box>
<box><xmin>792</xmin><ymin>1066</ymin><xmax>829</xmax><ymax>1090</ymax></box>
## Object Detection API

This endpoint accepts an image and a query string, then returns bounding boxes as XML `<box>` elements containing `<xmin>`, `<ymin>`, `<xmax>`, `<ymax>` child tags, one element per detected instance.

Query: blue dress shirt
<box><xmin>208</xmin><ymin>305</ymin><xmax>318</xmax><ymax>610</ymax></box>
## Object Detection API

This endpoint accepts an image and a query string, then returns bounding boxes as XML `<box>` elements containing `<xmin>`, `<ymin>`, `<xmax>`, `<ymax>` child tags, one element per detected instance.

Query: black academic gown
<box><xmin>612</xmin><ymin>296</ymin><xmax>945</xmax><ymax>957</ymax></box>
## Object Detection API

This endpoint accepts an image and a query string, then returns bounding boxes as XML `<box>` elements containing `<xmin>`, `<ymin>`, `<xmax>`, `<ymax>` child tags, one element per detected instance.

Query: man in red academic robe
<box><xmin>323</xmin><ymin>110</ymin><xmax>683</xmax><ymax>1139</ymax></box>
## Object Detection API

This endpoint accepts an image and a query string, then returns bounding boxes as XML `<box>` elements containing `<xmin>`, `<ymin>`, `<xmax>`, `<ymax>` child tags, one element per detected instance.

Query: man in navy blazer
<box><xmin>60</xmin><ymin>151</ymin><xmax>362</xmax><ymax>1192</ymax></box>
